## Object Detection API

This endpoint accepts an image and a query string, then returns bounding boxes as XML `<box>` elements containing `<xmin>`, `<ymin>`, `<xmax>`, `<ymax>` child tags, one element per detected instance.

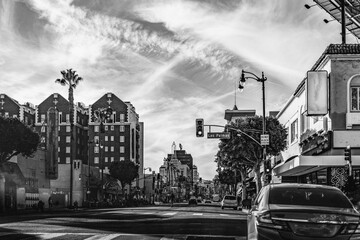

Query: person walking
<box><xmin>73</xmin><ymin>200</ymin><xmax>78</xmax><ymax>211</ymax></box>
<box><xmin>48</xmin><ymin>197</ymin><xmax>53</xmax><ymax>210</ymax></box>
<box><xmin>170</xmin><ymin>192</ymin><xmax>175</xmax><ymax>207</ymax></box>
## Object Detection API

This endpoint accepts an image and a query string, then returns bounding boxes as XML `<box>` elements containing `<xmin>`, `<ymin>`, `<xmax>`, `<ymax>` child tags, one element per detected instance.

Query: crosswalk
<box><xmin>109</xmin><ymin>210</ymin><xmax>245</xmax><ymax>219</ymax></box>
<box><xmin>0</xmin><ymin>232</ymin><xmax>246</xmax><ymax>240</ymax></box>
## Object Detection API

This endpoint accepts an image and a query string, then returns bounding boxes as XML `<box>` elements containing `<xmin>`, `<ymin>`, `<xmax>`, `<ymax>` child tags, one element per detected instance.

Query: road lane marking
<box><xmin>163</xmin><ymin>212</ymin><xmax>177</xmax><ymax>215</ymax></box>
<box><xmin>220</xmin><ymin>214</ymin><xmax>229</xmax><ymax>216</ymax></box>
<box><xmin>193</xmin><ymin>213</ymin><xmax>203</xmax><ymax>216</ymax></box>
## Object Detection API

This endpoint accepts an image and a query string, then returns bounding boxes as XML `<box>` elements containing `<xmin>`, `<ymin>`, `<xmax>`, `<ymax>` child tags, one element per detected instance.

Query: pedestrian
<box><xmin>170</xmin><ymin>192</ymin><xmax>175</xmax><ymax>207</ymax></box>
<box><xmin>73</xmin><ymin>200</ymin><xmax>78</xmax><ymax>211</ymax></box>
<box><xmin>48</xmin><ymin>197</ymin><xmax>53</xmax><ymax>209</ymax></box>
<box><xmin>38</xmin><ymin>200</ymin><xmax>44</xmax><ymax>212</ymax></box>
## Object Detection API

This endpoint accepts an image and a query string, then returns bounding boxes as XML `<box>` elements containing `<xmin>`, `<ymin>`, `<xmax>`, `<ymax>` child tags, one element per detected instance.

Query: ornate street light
<box><xmin>93</xmin><ymin>107</ymin><xmax>113</xmax><ymax>200</ymax></box>
<box><xmin>239</xmin><ymin>70</ymin><xmax>268</xmax><ymax>181</ymax></box>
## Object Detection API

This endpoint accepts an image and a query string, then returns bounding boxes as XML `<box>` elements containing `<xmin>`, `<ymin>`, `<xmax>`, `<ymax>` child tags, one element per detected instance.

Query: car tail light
<box><xmin>256</xmin><ymin>211</ymin><xmax>289</xmax><ymax>230</ymax></box>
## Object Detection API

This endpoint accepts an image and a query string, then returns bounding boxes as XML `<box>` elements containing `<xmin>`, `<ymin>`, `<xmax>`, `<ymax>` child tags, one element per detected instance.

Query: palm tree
<box><xmin>55</xmin><ymin>68</ymin><xmax>83</xmax><ymax>207</ymax></box>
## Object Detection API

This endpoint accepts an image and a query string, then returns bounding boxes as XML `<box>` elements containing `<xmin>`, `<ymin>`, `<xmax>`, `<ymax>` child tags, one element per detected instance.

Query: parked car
<box><xmin>221</xmin><ymin>195</ymin><xmax>237</xmax><ymax>210</ymax></box>
<box><xmin>189</xmin><ymin>196</ymin><xmax>197</xmax><ymax>205</ymax></box>
<box><xmin>204</xmin><ymin>199</ymin><xmax>212</xmax><ymax>204</ymax></box>
<box><xmin>247</xmin><ymin>183</ymin><xmax>360</xmax><ymax>240</ymax></box>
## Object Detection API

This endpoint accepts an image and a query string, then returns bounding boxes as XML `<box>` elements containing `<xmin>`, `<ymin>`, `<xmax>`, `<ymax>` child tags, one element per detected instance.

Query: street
<box><xmin>0</xmin><ymin>204</ymin><xmax>247</xmax><ymax>240</ymax></box>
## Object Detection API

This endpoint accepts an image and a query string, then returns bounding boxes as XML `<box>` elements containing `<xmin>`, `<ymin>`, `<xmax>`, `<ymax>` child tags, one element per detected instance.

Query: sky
<box><xmin>0</xmin><ymin>0</ymin><xmax>358</xmax><ymax>180</ymax></box>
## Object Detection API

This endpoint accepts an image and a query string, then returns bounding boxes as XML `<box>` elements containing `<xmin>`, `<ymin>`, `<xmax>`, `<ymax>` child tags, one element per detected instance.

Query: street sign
<box><xmin>207</xmin><ymin>132</ymin><xmax>230</xmax><ymax>139</ymax></box>
<box><xmin>261</xmin><ymin>134</ymin><xmax>269</xmax><ymax>145</ymax></box>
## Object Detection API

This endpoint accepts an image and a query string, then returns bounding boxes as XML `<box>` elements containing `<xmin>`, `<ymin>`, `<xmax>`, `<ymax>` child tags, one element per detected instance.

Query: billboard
<box><xmin>306</xmin><ymin>70</ymin><xmax>328</xmax><ymax>116</ymax></box>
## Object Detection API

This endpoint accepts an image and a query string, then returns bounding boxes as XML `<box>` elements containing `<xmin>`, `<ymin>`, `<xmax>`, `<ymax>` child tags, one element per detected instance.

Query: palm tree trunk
<box><xmin>69</xmin><ymin>86</ymin><xmax>74</xmax><ymax>207</ymax></box>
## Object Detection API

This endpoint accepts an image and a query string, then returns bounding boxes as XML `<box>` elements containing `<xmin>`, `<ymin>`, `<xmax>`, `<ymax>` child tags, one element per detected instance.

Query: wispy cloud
<box><xmin>0</xmin><ymin>0</ymin><xmax>355</xmax><ymax>179</ymax></box>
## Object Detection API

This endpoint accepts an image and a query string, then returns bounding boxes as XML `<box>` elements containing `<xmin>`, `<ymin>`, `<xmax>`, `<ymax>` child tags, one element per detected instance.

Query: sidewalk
<box><xmin>0</xmin><ymin>207</ymin><xmax>77</xmax><ymax>217</ymax></box>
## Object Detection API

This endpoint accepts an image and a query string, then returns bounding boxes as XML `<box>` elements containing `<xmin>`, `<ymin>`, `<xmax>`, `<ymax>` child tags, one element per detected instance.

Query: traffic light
<box><xmin>196</xmin><ymin>118</ymin><xmax>204</xmax><ymax>137</ymax></box>
<box><xmin>344</xmin><ymin>146</ymin><xmax>351</xmax><ymax>163</ymax></box>
<box><xmin>264</xmin><ymin>160</ymin><xmax>271</xmax><ymax>174</ymax></box>
<box><xmin>345</xmin><ymin>146</ymin><xmax>352</xmax><ymax>176</ymax></box>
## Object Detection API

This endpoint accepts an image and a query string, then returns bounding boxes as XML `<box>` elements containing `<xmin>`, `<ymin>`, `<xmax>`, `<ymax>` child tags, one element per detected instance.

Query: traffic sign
<box><xmin>261</xmin><ymin>134</ymin><xmax>269</xmax><ymax>145</ymax></box>
<box><xmin>207</xmin><ymin>132</ymin><xmax>230</xmax><ymax>139</ymax></box>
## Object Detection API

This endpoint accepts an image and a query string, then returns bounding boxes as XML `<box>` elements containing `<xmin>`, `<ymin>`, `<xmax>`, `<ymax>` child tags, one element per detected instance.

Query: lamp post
<box><xmin>87</xmin><ymin>139</ymin><xmax>94</xmax><ymax>202</ymax></box>
<box><xmin>239</xmin><ymin>70</ymin><xmax>268</xmax><ymax>181</ymax></box>
<box><xmin>93</xmin><ymin>107</ymin><xmax>113</xmax><ymax>201</ymax></box>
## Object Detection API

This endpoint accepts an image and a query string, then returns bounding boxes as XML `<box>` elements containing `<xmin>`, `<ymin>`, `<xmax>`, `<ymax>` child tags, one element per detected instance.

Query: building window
<box><xmin>105</xmin><ymin>157</ymin><xmax>108</xmax><ymax>163</ymax></box>
<box><xmin>94</xmin><ymin>157</ymin><xmax>99</xmax><ymax>164</ymax></box>
<box><xmin>105</xmin><ymin>136</ymin><xmax>108</xmax><ymax>141</ymax></box>
<box><xmin>58</xmin><ymin>157</ymin><xmax>60</xmax><ymax>163</ymax></box>
<box><xmin>113</xmin><ymin>112</ymin><xmax>116</xmax><ymax>123</ymax></box>
<box><xmin>66</xmin><ymin>136</ymin><xmax>70</xmax><ymax>143</ymax></box>
<box><xmin>41</xmin><ymin>114</ymin><xmax>45</xmax><ymax>122</ymax></box>
<box><xmin>111</xmin><ymin>146</ymin><xmax>114</xmax><ymax>152</ymax></box>
<box><xmin>94</xmin><ymin>126</ymin><xmax>99</xmax><ymax>132</ymax></box>
<box><xmin>111</xmin><ymin>136</ymin><xmax>114</xmax><ymax>141</ymax></box>
<box><xmin>66</xmin><ymin>126</ymin><xmax>70</xmax><ymax>132</ymax></box>
<box><xmin>120</xmin><ymin>114</ymin><xmax>125</xmax><ymax>122</ymax></box>
<box><xmin>66</xmin><ymin>147</ymin><xmax>70</xmax><ymax>153</ymax></box>
<box><xmin>120</xmin><ymin>146</ymin><xmax>125</xmax><ymax>153</ymax></box>
<box><xmin>58</xmin><ymin>136</ymin><xmax>60</xmax><ymax>142</ymax></box>
<box><xmin>120</xmin><ymin>136</ymin><xmax>124</xmax><ymax>142</ymax></box>
<box><xmin>41</xmin><ymin>126</ymin><xmax>46</xmax><ymax>133</ymax></box>
<box><xmin>111</xmin><ymin>126</ymin><xmax>114</xmax><ymax>131</ymax></box>
<box><xmin>66</xmin><ymin>114</ymin><xmax>70</xmax><ymax>123</ymax></box>
<box><xmin>291</xmin><ymin>119</ymin><xmax>298</xmax><ymax>143</ymax></box>
<box><xmin>105</xmin><ymin>146</ymin><xmax>108</xmax><ymax>152</ymax></box>
<box><xmin>120</xmin><ymin>157</ymin><xmax>125</xmax><ymax>161</ymax></box>
<box><xmin>94</xmin><ymin>146</ymin><xmax>99</xmax><ymax>153</ymax></box>
<box><xmin>59</xmin><ymin>112</ymin><xmax>62</xmax><ymax>123</ymax></box>
<box><xmin>111</xmin><ymin>157</ymin><xmax>114</xmax><ymax>162</ymax></box>
<box><xmin>58</xmin><ymin>147</ymin><xmax>60</xmax><ymax>152</ymax></box>
<box><xmin>105</xmin><ymin>126</ymin><xmax>108</xmax><ymax>131</ymax></box>
<box><xmin>66</xmin><ymin>157</ymin><xmax>70</xmax><ymax>164</ymax></box>
<box><xmin>120</xmin><ymin>126</ymin><xmax>125</xmax><ymax>132</ymax></box>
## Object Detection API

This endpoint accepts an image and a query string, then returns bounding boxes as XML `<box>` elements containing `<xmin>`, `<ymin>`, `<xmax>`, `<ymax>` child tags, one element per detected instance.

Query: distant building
<box><xmin>0</xmin><ymin>92</ymin><xmax>144</xmax><ymax>209</ymax></box>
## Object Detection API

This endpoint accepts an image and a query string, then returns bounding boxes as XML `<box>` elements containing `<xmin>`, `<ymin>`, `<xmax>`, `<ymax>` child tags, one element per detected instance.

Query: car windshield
<box><xmin>269</xmin><ymin>187</ymin><xmax>353</xmax><ymax>208</ymax></box>
<box><xmin>224</xmin><ymin>196</ymin><xmax>236</xmax><ymax>200</ymax></box>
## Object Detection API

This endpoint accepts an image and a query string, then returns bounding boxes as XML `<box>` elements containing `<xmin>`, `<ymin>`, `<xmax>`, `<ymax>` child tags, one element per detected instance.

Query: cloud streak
<box><xmin>0</xmin><ymin>0</ymin><xmax>356</xmax><ymax>179</ymax></box>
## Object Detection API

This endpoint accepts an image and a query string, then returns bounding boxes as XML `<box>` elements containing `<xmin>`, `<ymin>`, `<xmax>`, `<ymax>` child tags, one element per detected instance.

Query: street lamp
<box><xmin>93</xmin><ymin>107</ymin><xmax>113</xmax><ymax>200</ymax></box>
<box><xmin>87</xmin><ymin>139</ymin><xmax>94</xmax><ymax>202</ymax></box>
<box><xmin>239</xmin><ymin>70</ymin><xmax>268</xmax><ymax>181</ymax></box>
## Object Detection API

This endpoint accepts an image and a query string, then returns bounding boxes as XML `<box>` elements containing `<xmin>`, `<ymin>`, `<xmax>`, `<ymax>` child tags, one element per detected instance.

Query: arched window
<box><xmin>350</xmin><ymin>75</ymin><xmax>360</xmax><ymax>111</ymax></box>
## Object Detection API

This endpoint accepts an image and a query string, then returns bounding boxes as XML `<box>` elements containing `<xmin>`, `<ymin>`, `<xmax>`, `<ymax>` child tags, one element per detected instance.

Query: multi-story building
<box><xmin>273</xmin><ymin>44</ymin><xmax>360</xmax><ymax>199</ymax></box>
<box><xmin>159</xmin><ymin>142</ymin><xmax>194</xmax><ymax>200</ymax></box>
<box><xmin>0</xmin><ymin>92</ymin><xmax>144</xmax><ymax>209</ymax></box>
<box><xmin>88</xmin><ymin>92</ymin><xmax>144</xmax><ymax>192</ymax></box>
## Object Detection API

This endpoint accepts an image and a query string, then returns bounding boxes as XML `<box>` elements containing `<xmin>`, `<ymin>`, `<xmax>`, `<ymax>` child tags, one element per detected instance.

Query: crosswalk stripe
<box><xmin>163</xmin><ymin>212</ymin><xmax>177</xmax><ymax>215</ymax></box>
<box><xmin>40</xmin><ymin>233</ymin><xmax>69</xmax><ymax>239</ymax></box>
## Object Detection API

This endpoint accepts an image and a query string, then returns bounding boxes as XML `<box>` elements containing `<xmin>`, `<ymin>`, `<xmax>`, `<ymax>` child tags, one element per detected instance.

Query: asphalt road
<box><xmin>0</xmin><ymin>204</ymin><xmax>247</xmax><ymax>240</ymax></box>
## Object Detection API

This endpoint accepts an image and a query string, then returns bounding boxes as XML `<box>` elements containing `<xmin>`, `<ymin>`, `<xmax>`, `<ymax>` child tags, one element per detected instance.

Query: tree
<box><xmin>0</xmin><ymin>116</ymin><xmax>40</xmax><ymax>164</ymax></box>
<box><xmin>217</xmin><ymin>116</ymin><xmax>287</xmax><ymax>195</ymax></box>
<box><xmin>55</xmin><ymin>68</ymin><xmax>83</xmax><ymax>206</ymax></box>
<box><xmin>109</xmin><ymin>161</ymin><xmax>139</xmax><ymax>197</ymax></box>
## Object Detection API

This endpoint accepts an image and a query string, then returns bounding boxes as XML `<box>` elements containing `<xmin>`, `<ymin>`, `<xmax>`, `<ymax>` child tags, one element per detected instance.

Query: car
<box><xmin>204</xmin><ymin>199</ymin><xmax>212</xmax><ymax>204</ymax></box>
<box><xmin>247</xmin><ymin>183</ymin><xmax>360</xmax><ymax>240</ymax></box>
<box><xmin>221</xmin><ymin>195</ymin><xmax>238</xmax><ymax>210</ymax></box>
<box><xmin>189</xmin><ymin>196</ymin><xmax>197</xmax><ymax>205</ymax></box>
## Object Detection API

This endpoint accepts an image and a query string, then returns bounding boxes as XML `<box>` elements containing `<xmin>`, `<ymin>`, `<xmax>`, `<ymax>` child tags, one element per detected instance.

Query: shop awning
<box><xmin>273</xmin><ymin>155</ymin><xmax>360</xmax><ymax>176</ymax></box>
